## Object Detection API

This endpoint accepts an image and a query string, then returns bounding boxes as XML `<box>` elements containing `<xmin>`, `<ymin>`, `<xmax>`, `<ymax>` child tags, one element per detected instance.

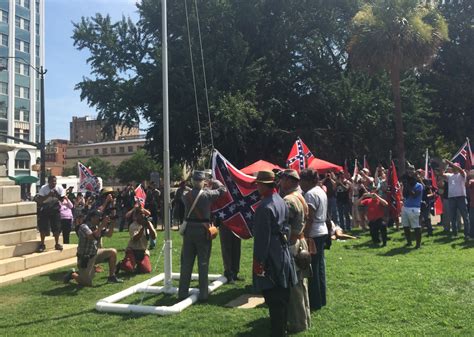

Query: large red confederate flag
<box><xmin>286</xmin><ymin>137</ymin><xmax>315</xmax><ymax>172</ymax></box>
<box><xmin>212</xmin><ymin>150</ymin><xmax>261</xmax><ymax>239</ymax></box>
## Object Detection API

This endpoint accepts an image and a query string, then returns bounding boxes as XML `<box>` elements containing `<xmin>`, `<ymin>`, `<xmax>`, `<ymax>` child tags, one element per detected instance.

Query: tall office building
<box><xmin>0</xmin><ymin>0</ymin><xmax>44</xmax><ymax>186</ymax></box>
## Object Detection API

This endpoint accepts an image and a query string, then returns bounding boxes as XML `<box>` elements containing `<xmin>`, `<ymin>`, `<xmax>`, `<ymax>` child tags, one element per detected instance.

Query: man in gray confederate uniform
<box><xmin>253</xmin><ymin>170</ymin><xmax>297</xmax><ymax>337</ymax></box>
<box><xmin>279</xmin><ymin>169</ymin><xmax>311</xmax><ymax>333</ymax></box>
<box><xmin>178</xmin><ymin>170</ymin><xmax>226</xmax><ymax>302</ymax></box>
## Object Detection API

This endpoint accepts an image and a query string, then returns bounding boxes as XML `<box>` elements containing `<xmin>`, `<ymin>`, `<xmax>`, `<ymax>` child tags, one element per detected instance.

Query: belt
<box><xmin>185</xmin><ymin>218</ymin><xmax>210</xmax><ymax>223</ymax></box>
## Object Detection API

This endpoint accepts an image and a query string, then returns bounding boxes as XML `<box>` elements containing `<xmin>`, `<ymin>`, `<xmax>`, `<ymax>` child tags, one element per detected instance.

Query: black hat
<box><xmin>86</xmin><ymin>209</ymin><xmax>102</xmax><ymax>221</ymax></box>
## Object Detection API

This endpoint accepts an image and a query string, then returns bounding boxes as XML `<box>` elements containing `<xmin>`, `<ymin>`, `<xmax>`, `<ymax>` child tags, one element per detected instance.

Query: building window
<box><xmin>35</xmin><ymin>110</ymin><xmax>39</xmax><ymax>123</ymax></box>
<box><xmin>94</xmin><ymin>149</ymin><xmax>99</xmax><ymax>155</ymax></box>
<box><xmin>15</xmin><ymin>85</ymin><xmax>29</xmax><ymax>99</ymax></box>
<box><xmin>14</xmin><ymin>109</ymin><xmax>20</xmax><ymax>120</ymax></box>
<box><xmin>23</xmin><ymin>129</ymin><xmax>29</xmax><ymax>141</ymax></box>
<box><xmin>0</xmin><ymin>10</ymin><xmax>8</xmax><ymax>23</ymax></box>
<box><xmin>15</xmin><ymin>16</ymin><xmax>30</xmax><ymax>31</ymax></box>
<box><xmin>15</xmin><ymin>150</ymin><xmax>31</xmax><ymax>170</ymax></box>
<box><xmin>15</xmin><ymin>62</ymin><xmax>30</xmax><ymax>76</ymax></box>
<box><xmin>36</xmin><ymin>89</ymin><xmax>39</xmax><ymax>101</ymax></box>
<box><xmin>0</xmin><ymin>104</ymin><xmax>7</xmax><ymax>119</ymax></box>
<box><xmin>16</xmin><ymin>0</ymin><xmax>30</xmax><ymax>9</ymax></box>
<box><xmin>85</xmin><ymin>149</ymin><xmax>91</xmax><ymax>155</ymax></box>
<box><xmin>35</xmin><ymin>22</ymin><xmax>39</xmax><ymax>35</ymax></box>
<box><xmin>14</xmin><ymin>128</ymin><xmax>20</xmax><ymax>143</ymax></box>
<box><xmin>119</xmin><ymin>147</ymin><xmax>125</xmax><ymax>153</ymax></box>
<box><xmin>102</xmin><ymin>148</ymin><xmax>108</xmax><ymax>155</ymax></box>
<box><xmin>110</xmin><ymin>147</ymin><xmax>116</xmax><ymax>154</ymax></box>
<box><xmin>23</xmin><ymin>109</ymin><xmax>29</xmax><ymax>122</ymax></box>
<box><xmin>15</xmin><ymin>39</ymin><xmax>30</xmax><ymax>53</ymax></box>
<box><xmin>35</xmin><ymin>44</ymin><xmax>39</xmax><ymax>57</ymax></box>
<box><xmin>128</xmin><ymin>146</ymin><xmax>133</xmax><ymax>152</ymax></box>
<box><xmin>0</xmin><ymin>82</ymin><xmax>8</xmax><ymax>95</ymax></box>
<box><xmin>0</xmin><ymin>34</ymin><xmax>7</xmax><ymax>47</ymax></box>
<box><xmin>78</xmin><ymin>150</ymin><xmax>82</xmax><ymax>156</ymax></box>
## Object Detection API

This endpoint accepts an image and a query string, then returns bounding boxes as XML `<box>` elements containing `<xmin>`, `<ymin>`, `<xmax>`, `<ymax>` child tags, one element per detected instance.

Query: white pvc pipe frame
<box><xmin>96</xmin><ymin>273</ymin><xmax>227</xmax><ymax>315</ymax></box>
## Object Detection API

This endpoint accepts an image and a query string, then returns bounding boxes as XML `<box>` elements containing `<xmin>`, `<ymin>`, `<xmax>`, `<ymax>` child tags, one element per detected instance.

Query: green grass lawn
<box><xmin>0</xmin><ymin>226</ymin><xmax>473</xmax><ymax>336</ymax></box>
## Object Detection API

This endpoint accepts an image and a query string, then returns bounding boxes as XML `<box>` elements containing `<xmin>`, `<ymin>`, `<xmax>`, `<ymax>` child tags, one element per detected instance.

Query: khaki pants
<box><xmin>77</xmin><ymin>248</ymin><xmax>114</xmax><ymax>286</ymax></box>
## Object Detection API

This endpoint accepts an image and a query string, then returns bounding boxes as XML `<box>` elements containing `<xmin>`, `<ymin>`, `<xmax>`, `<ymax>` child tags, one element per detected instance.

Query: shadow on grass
<box><xmin>433</xmin><ymin>235</ymin><xmax>459</xmax><ymax>244</ymax></box>
<box><xmin>235</xmin><ymin>317</ymin><xmax>269</xmax><ymax>337</ymax></box>
<box><xmin>379</xmin><ymin>246</ymin><xmax>413</xmax><ymax>256</ymax></box>
<box><xmin>450</xmin><ymin>240</ymin><xmax>474</xmax><ymax>250</ymax></box>
<box><xmin>0</xmin><ymin>309</ymin><xmax>93</xmax><ymax>329</ymax></box>
<box><xmin>345</xmin><ymin>240</ymin><xmax>380</xmax><ymax>250</ymax></box>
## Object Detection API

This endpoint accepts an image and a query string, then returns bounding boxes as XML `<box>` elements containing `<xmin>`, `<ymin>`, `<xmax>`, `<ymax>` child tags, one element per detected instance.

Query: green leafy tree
<box><xmin>348</xmin><ymin>0</ymin><xmax>448</xmax><ymax>173</ymax></box>
<box><xmin>115</xmin><ymin>149</ymin><xmax>161</xmax><ymax>183</ymax></box>
<box><xmin>85</xmin><ymin>157</ymin><xmax>115</xmax><ymax>180</ymax></box>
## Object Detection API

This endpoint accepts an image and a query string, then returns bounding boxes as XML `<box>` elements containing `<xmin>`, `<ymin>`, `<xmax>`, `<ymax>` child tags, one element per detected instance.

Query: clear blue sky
<box><xmin>45</xmin><ymin>0</ymin><xmax>139</xmax><ymax>140</ymax></box>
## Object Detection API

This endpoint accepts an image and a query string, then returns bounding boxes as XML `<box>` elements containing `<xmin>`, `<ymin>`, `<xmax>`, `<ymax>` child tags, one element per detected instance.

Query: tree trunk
<box><xmin>390</xmin><ymin>58</ymin><xmax>406</xmax><ymax>175</ymax></box>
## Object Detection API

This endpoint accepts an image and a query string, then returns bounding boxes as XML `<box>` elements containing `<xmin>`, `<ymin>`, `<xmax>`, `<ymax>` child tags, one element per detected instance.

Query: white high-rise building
<box><xmin>0</xmin><ymin>0</ymin><xmax>44</xmax><ymax>193</ymax></box>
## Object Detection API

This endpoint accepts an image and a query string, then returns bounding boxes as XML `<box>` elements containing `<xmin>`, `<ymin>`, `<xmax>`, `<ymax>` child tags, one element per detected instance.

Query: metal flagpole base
<box><xmin>96</xmin><ymin>273</ymin><xmax>227</xmax><ymax>315</ymax></box>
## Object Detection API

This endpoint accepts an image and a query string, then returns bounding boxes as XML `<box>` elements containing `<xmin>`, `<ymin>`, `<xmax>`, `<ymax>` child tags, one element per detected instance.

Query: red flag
<box><xmin>387</xmin><ymin>160</ymin><xmax>402</xmax><ymax>219</ymax></box>
<box><xmin>212</xmin><ymin>150</ymin><xmax>261</xmax><ymax>239</ymax></box>
<box><xmin>286</xmin><ymin>138</ymin><xmax>315</xmax><ymax>172</ymax></box>
<box><xmin>363</xmin><ymin>155</ymin><xmax>370</xmax><ymax>174</ymax></box>
<box><xmin>134</xmin><ymin>184</ymin><xmax>146</xmax><ymax>208</ymax></box>
<box><xmin>430</xmin><ymin>168</ymin><xmax>443</xmax><ymax>215</ymax></box>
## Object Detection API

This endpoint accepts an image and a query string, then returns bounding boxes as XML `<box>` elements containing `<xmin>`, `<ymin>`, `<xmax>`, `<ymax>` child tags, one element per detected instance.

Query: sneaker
<box><xmin>55</xmin><ymin>244</ymin><xmax>63</xmax><ymax>251</ymax></box>
<box><xmin>63</xmin><ymin>269</ymin><xmax>75</xmax><ymax>284</ymax></box>
<box><xmin>233</xmin><ymin>275</ymin><xmax>245</xmax><ymax>282</ymax></box>
<box><xmin>107</xmin><ymin>275</ymin><xmax>123</xmax><ymax>284</ymax></box>
<box><xmin>37</xmin><ymin>244</ymin><xmax>46</xmax><ymax>253</ymax></box>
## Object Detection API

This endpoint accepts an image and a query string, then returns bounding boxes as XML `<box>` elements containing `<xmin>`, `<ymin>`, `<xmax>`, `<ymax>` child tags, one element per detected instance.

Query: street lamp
<box><xmin>0</xmin><ymin>56</ymin><xmax>47</xmax><ymax>186</ymax></box>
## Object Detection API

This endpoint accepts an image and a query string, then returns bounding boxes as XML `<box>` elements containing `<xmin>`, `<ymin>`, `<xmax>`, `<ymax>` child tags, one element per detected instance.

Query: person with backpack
<box><xmin>36</xmin><ymin>176</ymin><xmax>64</xmax><ymax>252</ymax></box>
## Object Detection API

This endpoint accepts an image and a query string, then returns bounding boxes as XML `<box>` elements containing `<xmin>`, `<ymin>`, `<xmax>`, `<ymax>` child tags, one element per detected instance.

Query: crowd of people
<box><xmin>31</xmin><ymin>156</ymin><xmax>473</xmax><ymax>336</ymax></box>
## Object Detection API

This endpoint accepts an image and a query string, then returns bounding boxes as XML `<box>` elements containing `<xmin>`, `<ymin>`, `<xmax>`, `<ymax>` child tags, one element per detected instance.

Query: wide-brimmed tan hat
<box><xmin>281</xmin><ymin>169</ymin><xmax>300</xmax><ymax>181</ymax></box>
<box><xmin>255</xmin><ymin>170</ymin><xmax>275</xmax><ymax>184</ymax></box>
<box><xmin>101</xmin><ymin>187</ymin><xmax>114</xmax><ymax>195</ymax></box>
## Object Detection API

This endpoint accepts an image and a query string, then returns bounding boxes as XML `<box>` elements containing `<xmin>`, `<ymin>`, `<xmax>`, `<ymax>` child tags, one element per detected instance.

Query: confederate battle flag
<box><xmin>286</xmin><ymin>137</ymin><xmax>315</xmax><ymax>172</ymax></box>
<box><xmin>451</xmin><ymin>139</ymin><xmax>473</xmax><ymax>171</ymax></box>
<box><xmin>211</xmin><ymin>150</ymin><xmax>261</xmax><ymax>239</ymax></box>
<box><xmin>134</xmin><ymin>184</ymin><xmax>147</xmax><ymax>208</ymax></box>
<box><xmin>78</xmin><ymin>162</ymin><xmax>100</xmax><ymax>195</ymax></box>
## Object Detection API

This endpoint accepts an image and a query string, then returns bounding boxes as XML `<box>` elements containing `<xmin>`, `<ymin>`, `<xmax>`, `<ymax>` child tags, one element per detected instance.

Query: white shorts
<box><xmin>401</xmin><ymin>207</ymin><xmax>421</xmax><ymax>229</ymax></box>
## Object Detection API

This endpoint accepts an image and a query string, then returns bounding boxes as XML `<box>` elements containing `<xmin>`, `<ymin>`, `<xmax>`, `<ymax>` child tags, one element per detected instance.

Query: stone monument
<box><xmin>0</xmin><ymin>143</ymin><xmax>77</xmax><ymax>286</ymax></box>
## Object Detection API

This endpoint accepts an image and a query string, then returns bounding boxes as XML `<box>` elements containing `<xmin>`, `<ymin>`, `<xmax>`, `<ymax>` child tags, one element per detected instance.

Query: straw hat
<box><xmin>255</xmin><ymin>170</ymin><xmax>275</xmax><ymax>184</ymax></box>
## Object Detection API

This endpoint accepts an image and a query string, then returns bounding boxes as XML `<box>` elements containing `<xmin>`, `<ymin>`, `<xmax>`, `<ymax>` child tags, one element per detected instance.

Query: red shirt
<box><xmin>360</xmin><ymin>197</ymin><xmax>386</xmax><ymax>221</ymax></box>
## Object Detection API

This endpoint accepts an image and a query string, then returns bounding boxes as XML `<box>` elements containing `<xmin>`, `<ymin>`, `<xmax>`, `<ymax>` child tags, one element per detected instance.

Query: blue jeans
<box><xmin>337</xmin><ymin>201</ymin><xmax>351</xmax><ymax>230</ymax></box>
<box><xmin>448</xmin><ymin>197</ymin><xmax>470</xmax><ymax>237</ymax></box>
<box><xmin>328</xmin><ymin>197</ymin><xmax>339</xmax><ymax>225</ymax></box>
<box><xmin>309</xmin><ymin>235</ymin><xmax>327</xmax><ymax>310</ymax></box>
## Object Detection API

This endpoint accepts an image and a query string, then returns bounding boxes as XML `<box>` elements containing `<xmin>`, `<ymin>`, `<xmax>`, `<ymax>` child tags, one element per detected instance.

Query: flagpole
<box><xmin>424</xmin><ymin>148</ymin><xmax>429</xmax><ymax>179</ymax></box>
<box><xmin>162</xmin><ymin>0</ymin><xmax>172</xmax><ymax>289</ymax></box>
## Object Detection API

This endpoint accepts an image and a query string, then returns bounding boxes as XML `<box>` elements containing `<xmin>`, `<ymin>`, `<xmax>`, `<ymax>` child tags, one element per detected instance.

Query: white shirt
<box><xmin>38</xmin><ymin>184</ymin><xmax>65</xmax><ymax>197</ymax></box>
<box><xmin>304</xmin><ymin>186</ymin><xmax>328</xmax><ymax>237</ymax></box>
<box><xmin>446</xmin><ymin>173</ymin><xmax>466</xmax><ymax>198</ymax></box>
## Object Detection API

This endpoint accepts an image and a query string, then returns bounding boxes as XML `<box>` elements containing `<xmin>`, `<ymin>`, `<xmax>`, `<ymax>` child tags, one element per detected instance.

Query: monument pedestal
<box><xmin>0</xmin><ymin>143</ymin><xmax>77</xmax><ymax>287</ymax></box>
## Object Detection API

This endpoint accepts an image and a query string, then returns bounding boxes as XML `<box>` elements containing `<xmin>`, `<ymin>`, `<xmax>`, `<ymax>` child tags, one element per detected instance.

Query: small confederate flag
<box><xmin>78</xmin><ymin>162</ymin><xmax>100</xmax><ymax>195</ymax></box>
<box><xmin>212</xmin><ymin>150</ymin><xmax>261</xmax><ymax>239</ymax></box>
<box><xmin>387</xmin><ymin>160</ymin><xmax>402</xmax><ymax>219</ymax></box>
<box><xmin>134</xmin><ymin>184</ymin><xmax>147</xmax><ymax>208</ymax></box>
<box><xmin>286</xmin><ymin>138</ymin><xmax>315</xmax><ymax>172</ymax></box>
<box><xmin>451</xmin><ymin>139</ymin><xmax>472</xmax><ymax>170</ymax></box>
<box><xmin>429</xmin><ymin>167</ymin><xmax>443</xmax><ymax>216</ymax></box>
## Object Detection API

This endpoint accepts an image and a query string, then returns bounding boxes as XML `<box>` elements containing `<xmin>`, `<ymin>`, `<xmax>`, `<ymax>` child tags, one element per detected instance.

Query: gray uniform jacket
<box><xmin>253</xmin><ymin>193</ymin><xmax>297</xmax><ymax>292</ymax></box>
<box><xmin>182</xmin><ymin>180</ymin><xmax>227</xmax><ymax>223</ymax></box>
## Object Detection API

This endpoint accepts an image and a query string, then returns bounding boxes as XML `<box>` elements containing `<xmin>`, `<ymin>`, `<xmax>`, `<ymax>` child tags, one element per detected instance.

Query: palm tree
<box><xmin>348</xmin><ymin>0</ymin><xmax>448</xmax><ymax>173</ymax></box>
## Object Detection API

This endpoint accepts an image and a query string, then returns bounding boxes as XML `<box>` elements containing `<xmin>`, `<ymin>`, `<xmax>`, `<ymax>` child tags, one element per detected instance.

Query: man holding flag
<box><xmin>443</xmin><ymin>159</ymin><xmax>470</xmax><ymax>239</ymax></box>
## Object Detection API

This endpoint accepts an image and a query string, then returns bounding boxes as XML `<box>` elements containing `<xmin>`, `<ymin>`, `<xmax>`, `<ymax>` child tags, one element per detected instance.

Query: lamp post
<box><xmin>0</xmin><ymin>57</ymin><xmax>47</xmax><ymax>186</ymax></box>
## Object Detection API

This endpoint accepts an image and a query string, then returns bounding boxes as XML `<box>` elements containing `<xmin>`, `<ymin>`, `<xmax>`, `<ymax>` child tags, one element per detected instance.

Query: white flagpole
<box><xmin>424</xmin><ymin>148</ymin><xmax>429</xmax><ymax>179</ymax></box>
<box><xmin>162</xmin><ymin>0</ymin><xmax>172</xmax><ymax>289</ymax></box>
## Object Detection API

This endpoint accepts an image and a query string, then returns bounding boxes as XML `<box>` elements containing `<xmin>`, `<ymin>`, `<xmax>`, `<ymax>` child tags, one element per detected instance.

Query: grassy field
<box><xmin>0</xmin><ymin>226</ymin><xmax>473</xmax><ymax>336</ymax></box>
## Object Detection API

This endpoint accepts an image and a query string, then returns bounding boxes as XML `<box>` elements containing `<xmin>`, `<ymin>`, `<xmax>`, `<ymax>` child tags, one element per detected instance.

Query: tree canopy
<box><xmin>71</xmin><ymin>0</ymin><xmax>468</xmax><ymax>170</ymax></box>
